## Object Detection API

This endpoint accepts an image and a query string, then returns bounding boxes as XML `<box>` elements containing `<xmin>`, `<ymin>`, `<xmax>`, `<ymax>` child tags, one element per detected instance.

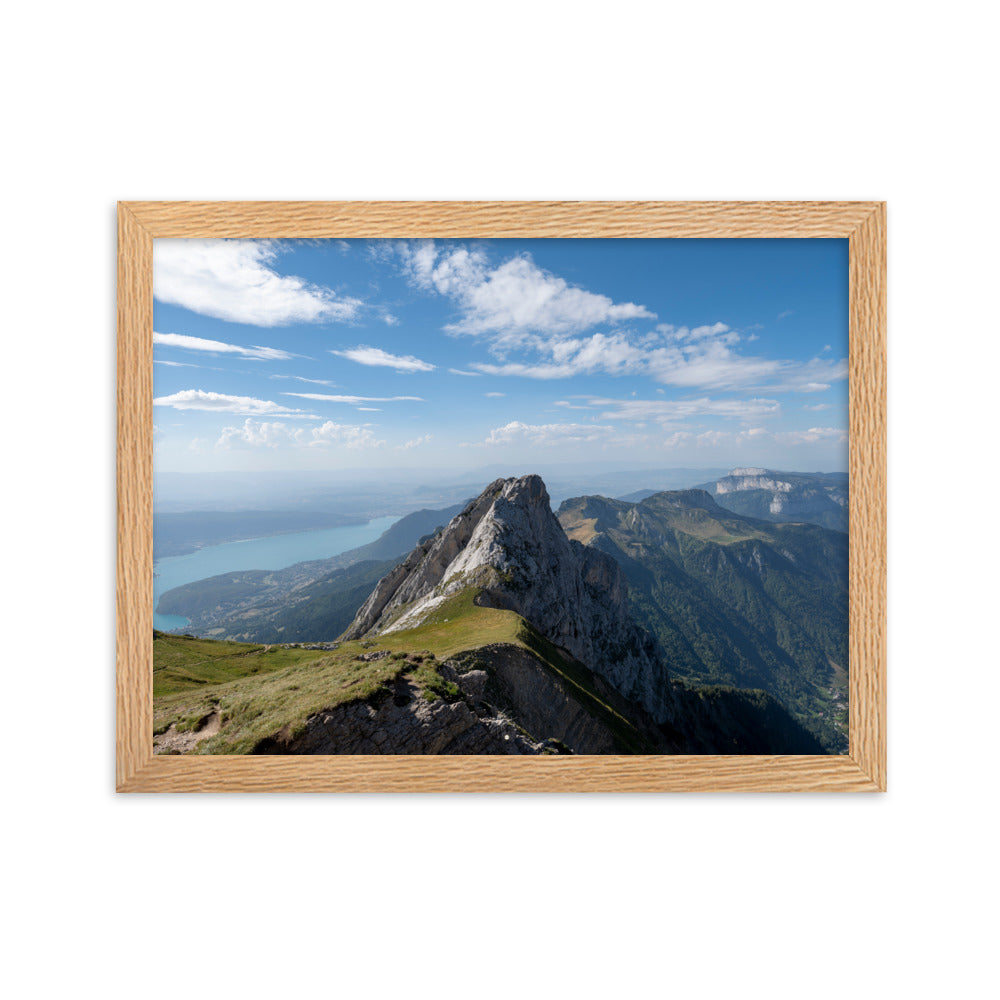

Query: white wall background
<box><xmin>4</xmin><ymin>3</ymin><xmax>996</xmax><ymax>997</ymax></box>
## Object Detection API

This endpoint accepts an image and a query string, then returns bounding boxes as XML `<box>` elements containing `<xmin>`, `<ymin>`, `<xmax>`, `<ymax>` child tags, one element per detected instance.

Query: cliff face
<box><xmin>269</xmin><ymin>646</ymin><xmax>632</xmax><ymax>755</ymax></box>
<box><xmin>716</xmin><ymin>472</ymin><xmax>794</xmax><ymax>498</ymax></box>
<box><xmin>264</xmin><ymin>670</ymin><xmax>546</xmax><ymax>755</ymax></box>
<box><xmin>343</xmin><ymin>474</ymin><xmax>675</xmax><ymax>724</ymax></box>
<box><xmin>709</xmin><ymin>468</ymin><xmax>848</xmax><ymax>531</ymax></box>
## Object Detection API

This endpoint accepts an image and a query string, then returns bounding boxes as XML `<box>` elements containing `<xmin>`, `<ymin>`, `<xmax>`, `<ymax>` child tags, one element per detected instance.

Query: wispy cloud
<box><xmin>553</xmin><ymin>399</ymin><xmax>594</xmax><ymax>411</ymax></box>
<box><xmin>397</xmin><ymin>434</ymin><xmax>433</xmax><ymax>450</ymax></box>
<box><xmin>448</xmin><ymin>368</ymin><xmax>481</xmax><ymax>377</ymax></box>
<box><xmin>777</xmin><ymin>309</ymin><xmax>794</xmax><ymax>320</ymax></box>
<box><xmin>775</xmin><ymin>426</ymin><xmax>847</xmax><ymax>445</ymax></box>
<box><xmin>283</xmin><ymin>392</ymin><xmax>424</xmax><ymax>404</ymax></box>
<box><xmin>268</xmin><ymin>374</ymin><xmax>338</xmax><ymax>387</ymax></box>
<box><xmin>469</xmin><ymin>328</ymin><xmax>847</xmax><ymax>394</ymax></box>
<box><xmin>394</xmin><ymin>241</ymin><xmax>654</xmax><ymax>346</ymax></box>
<box><xmin>587</xmin><ymin>395</ymin><xmax>782</xmax><ymax>423</ymax></box>
<box><xmin>216</xmin><ymin>417</ymin><xmax>384</xmax><ymax>450</ymax></box>
<box><xmin>485</xmin><ymin>391</ymin><xmax>505</xmax><ymax>398</ymax></box>
<box><xmin>153</xmin><ymin>358</ymin><xmax>202</xmax><ymax>368</ymax></box>
<box><xmin>154</xmin><ymin>331</ymin><xmax>294</xmax><ymax>361</ymax></box>
<box><xmin>154</xmin><ymin>239</ymin><xmax>362</xmax><ymax>327</ymax></box>
<box><xmin>154</xmin><ymin>389</ymin><xmax>311</xmax><ymax>416</ymax></box>
<box><xmin>479</xmin><ymin>421</ymin><xmax>618</xmax><ymax>448</ymax></box>
<box><xmin>310</xmin><ymin>421</ymin><xmax>384</xmax><ymax>448</ymax></box>
<box><xmin>656</xmin><ymin>322</ymin><xmax>738</xmax><ymax>345</ymax></box>
<box><xmin>331</xmin><ymin>345</ymin><xmax>434</xmax><ymax>372</ymax></box>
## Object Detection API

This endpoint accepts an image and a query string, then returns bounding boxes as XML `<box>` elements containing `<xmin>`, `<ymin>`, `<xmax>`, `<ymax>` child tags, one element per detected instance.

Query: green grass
<box><xmin>153</xmin><ymin>631</ymin><xmax>338</xmax><ymax>696</ymax></box>
<box><xmin>153</xmin><ymin>587</ymin><xmax>658</xmax><ymax>755</ymax></box>
<box><xmin>152</xmin><ymin>591</ymin><xmax>527</xmax><ymax>753</ymax></box>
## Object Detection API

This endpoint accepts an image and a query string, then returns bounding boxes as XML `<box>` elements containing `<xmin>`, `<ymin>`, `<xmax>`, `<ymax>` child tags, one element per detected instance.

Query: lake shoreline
<box><xmin>153</xmin><ymin>515</ymin><xmax>401</xmax><ymax>632</ymax></box>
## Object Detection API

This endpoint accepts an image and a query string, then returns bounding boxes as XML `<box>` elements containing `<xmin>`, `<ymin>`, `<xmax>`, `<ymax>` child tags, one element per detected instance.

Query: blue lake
<box><xmin>153</xmin><ymin>515</ymin><xmax>400</xmax><ymax>631</ymax></box>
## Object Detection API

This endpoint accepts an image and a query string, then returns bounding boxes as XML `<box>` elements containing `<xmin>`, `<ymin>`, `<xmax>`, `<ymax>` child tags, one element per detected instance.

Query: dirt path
<box><xmin>153</xmin><ymin>710</ymin><xmax>221</xmax><ymax>755</ymax></box>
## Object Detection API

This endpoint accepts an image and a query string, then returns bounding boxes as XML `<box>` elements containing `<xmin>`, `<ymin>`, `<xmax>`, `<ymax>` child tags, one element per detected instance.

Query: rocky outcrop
<box><xmin>710</xmin><ymin>468</ymin><xmax>848</xmax><ymax>532</ymax></box>
<box><xmin>449</xmin><ymin>644</ymin><xmax>620</xmax><ymax>753</ymax></box>
<box><xmin>716</xmin><ymin>471</ymin><xmax>794</xmax><ymax>495</ymax></box>
<box><xmin>261</xmin><ymin>640</ymin><xmax>659</xmax><ymax>755</ymax></box>
<box><xmin>263</xmin><ymin>673</ymin><xmax>545</xmax><ymax>755</ymax></box>
<box><xmin>343</xmin><ymin>475</ymin><xmax>676</xmax><ymax>725</ymax></box>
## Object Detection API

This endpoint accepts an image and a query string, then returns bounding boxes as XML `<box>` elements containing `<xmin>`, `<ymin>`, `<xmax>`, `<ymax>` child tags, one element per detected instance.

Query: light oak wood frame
<box><xmin>117</xmin><ymin>201</ymin><xmax>886</xmax><ymax>792</ymax></box>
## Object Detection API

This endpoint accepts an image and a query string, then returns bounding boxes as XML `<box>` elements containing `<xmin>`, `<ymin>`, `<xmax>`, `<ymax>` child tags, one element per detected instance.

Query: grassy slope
<box><xmin>153</xmin><ymin>632</ymin><xmax>332</xmax><ymax>696</ymax></box>
<box><xmin>153</xmin><ymin>589</ymin><xmax>651</xmax><ymax>754</ymax></box>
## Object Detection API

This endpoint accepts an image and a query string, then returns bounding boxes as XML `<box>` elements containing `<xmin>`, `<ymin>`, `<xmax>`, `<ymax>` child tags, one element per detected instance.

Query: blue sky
<box><xmin>152</xmin><ymin>237</ymin><xmax>848</xmax><ymax>474</ymax></box>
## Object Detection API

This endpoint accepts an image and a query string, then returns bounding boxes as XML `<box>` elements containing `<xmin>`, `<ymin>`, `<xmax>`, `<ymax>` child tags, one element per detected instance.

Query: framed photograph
<box><xmin>117</xmin><ymin>201</ymin><xmax>885</xmax><ymax>792</ymax></box>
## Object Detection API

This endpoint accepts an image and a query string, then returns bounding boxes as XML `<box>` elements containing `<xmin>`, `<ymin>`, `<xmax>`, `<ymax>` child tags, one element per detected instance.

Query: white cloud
<box><xmin>590</xmin><ymin>396</ymin><xmax>782</xmax><ymax>423</ymax></box>
<box><xmin>642</xmin><ymin>424</ymin><xmax>847</xmax><ymax>451</ymax></box>
<box><xmin>154</xmin><ymin>331</ymin><xmax>294</xmax><ymax>361</ymax></box>
<box><xmin>697</xmin><ymin>430</ymin><xmax>729</xmax><ymax>446</ymax></box>
<box><xmin>485</xmin><ymin>391</ymin><xmax>505</xmax><ymax>398</ymax></box>
<box><xmin>469</xmin><ymin>328</ymin><xmax>847</xmax><ymax>394</ymax></box>
<box><xmin>775</xmin><ymin>426</ymin><xmax>848</xmax><ymax>445</ymax></box>
<box><xmin>310</xmin><ymin>421</ymin><xmax>385</xmax><ymax>448</ymax></box>
<box><xmin>216</xmin><ymin>418</ymin><xmax>384</xmax><ymax>450</ymax></box>
<box><xmin>657</xmin><ymin>322</ymin><xmax>738</xmax><ymax>345</ymax></box>
<box><xmin>803</xmin><ymin>403</ymin><xmax>832</xmax><ymax>411</ymax></box>
<box><xmin>153</xmin><ymin>389</ymin><xmax>309</xmax><ymax>416</ymax></box>
<box><xmin>268</xmin><ymin>374</ymin><xmax>338</xmax><ymax>387</ymax></box>
<box><xmin>471</xmin><ymin>332</ymin><xmax>647</xmax><ymax>379</ymax></box>
<box><xmin>153</xmin><ymin>239</ymin><xmax>362</xmax><ymax>326</ymax></box>
<box><xmin>481</xmin><ymin>420</ymin><xmax>617</xmax><ymax>447</ymax></box>
<box><xmin>283</xmin><ymin>392</ymin><xmax>424</xmax><ymax>404</ymax></box>
<box><xmin>153</xmin><ymin>359</ymin><xmax>201</xmax><ymax>368</ymax></box>
<box><xmin>216</xmin><ymin>419</ymin><xmax>305</xmax><ymax>449</ymax></box>
<box><xmin>395</xmin><ymin>241</ymin><xmax>654</xmax><ymax>346</ymax></box>
<box><xmin>448</xmin><ymin>368</ymin><xmax>482</xmax><ymax>377</ymax></box>
<box><xmin>660</xmin><ymin>431</ymin><xmax>694</xmax><ymax>448</ymax></box>
<box><xmin>397</xmin><ymin>434</ymin><xmax>433</xmax><ymax>450</ymax></box>
<box><xmin>331</xmin><ymin>345</ymin><xmax>434</xmax><ymax>372</ymax></box>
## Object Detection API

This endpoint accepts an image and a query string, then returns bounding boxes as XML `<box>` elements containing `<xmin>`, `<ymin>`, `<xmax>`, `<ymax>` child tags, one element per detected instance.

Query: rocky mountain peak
<box><xmin>343</xmin><ymin>474</ymin><xmax>676</xmax><ymax>723</ymax></box>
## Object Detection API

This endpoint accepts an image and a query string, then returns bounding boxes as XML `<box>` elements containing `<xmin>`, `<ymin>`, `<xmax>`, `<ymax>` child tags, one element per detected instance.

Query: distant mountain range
<box><xmin>558</xmin><ymin>488</ymin><xmax>847</xmax><ymax>752</ymax></box>
<box><xmin>154</xmin><ymin>474</ymin><xmax>843</xmax><ymax>756</ymax></box>
<box><xmin>691</xmin><ymin>468</ymin><xmax>848</xmax><ymax>532</ymax></box>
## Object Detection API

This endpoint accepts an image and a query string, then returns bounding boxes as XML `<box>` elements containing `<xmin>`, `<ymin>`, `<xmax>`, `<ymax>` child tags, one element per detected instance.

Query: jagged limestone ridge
<box><xmin>343</xmin><ymin>474</ymin><xmax>676</xmax><ymax>724</ymax></box>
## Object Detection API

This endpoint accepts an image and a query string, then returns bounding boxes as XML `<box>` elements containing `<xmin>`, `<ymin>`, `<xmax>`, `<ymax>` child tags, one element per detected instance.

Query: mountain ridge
<box><xmin>692</xmin><ymin>467</ymin><xmax>848</xmax><ymax>531</ymax></box>
<box><xmin>343</xmin><ymin>474</ymin><xmax>675</xmax><ymax>724</ymax></box>
<box><xmin>152</xmin><ymin>474</ymin><xmax>834</xmax><ymax>756</ymax></box>
<box><xmin>557</xmin><ymin>487</ymin><xmax>848</xmax><ymax>751</ymax></box>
